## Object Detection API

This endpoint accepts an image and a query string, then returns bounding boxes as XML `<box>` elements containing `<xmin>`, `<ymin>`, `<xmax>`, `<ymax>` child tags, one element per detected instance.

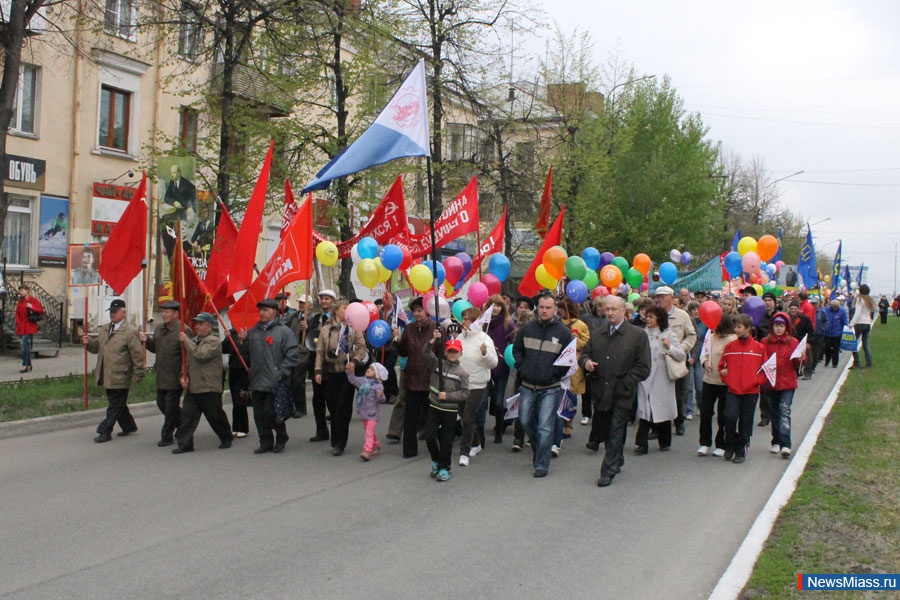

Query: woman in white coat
<box><xmin>634</xmin><ymin>304</ymin><xmax>685</xmax><ymax>453</ymax></box>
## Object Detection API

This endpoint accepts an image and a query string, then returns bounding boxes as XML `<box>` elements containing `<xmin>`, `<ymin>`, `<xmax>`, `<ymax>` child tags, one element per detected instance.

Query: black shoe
<box><xmin>291</xmin><ymin>410</ymin><xmax>302</xmax><ymax>419</ymax></box>
<box><xmin>94</xmin><ymin>433</ymin><xmax>112</xmax><ymax>443</ymax></box>
<box><xmin>758</xmin><ymin>418</ymin><xmax>770</xmax><ymax>427</ymax></box>
<box><xmin>724</xmin><ymin>449</ymin><xmax>735</xmax><ymax>461</ymax></box>
<box><xmin>402</xmin><ymin>453</ymin><xmax>417</xmax><ymax>459</ymax></box>
<box><xmin>157</xmin><ymin>439</ymin><xmax>174</xmax><ymax>447</ymax></box>
<box><xmin>659</xmin><ymin>445</ymin><xmax>671</xmax><ymax>452</ymax></box>
<box><xmin>219</xmin><ymin>438</ymin><xmax>233</xmax><ymax>449</ymax></box>
<box><xmin>117</xmin><ymin>428</ymin><xmax>137</xmax><ymax>437</ymax></box>
<box><xmin>585</xmin><ymin>441</ymin><xmax>600</xmax><ymax>452</ymax></box>
<box><xmin>494</xmin><ymin>431</ymin><xmax>503</xmax><ymax>444</ymax></box>
<box><xmin>512</xmin><ymin>439</ymin><xmax>523</xmax><ymax>452</ymax></box>
<box><xmin>172</xmin><ymin>446</ymin><xmax>194</xmax><ymax>454</ymax></box>
<box><xmin>675</xmin><ymin>424</ymin><xmax>686</xmax><ymax>436</ymax></box>
<box><xmin>647</xmin><ymin>430</ymin><xmax>658</xmax><ymax>440</ymax></box>
<box><xmin>597</xmin><ymin>476</ymin><xmax>613</xmax><ymax>487</ymax></box>
<box><xmin>254</xmin><ymin>446</ymin><xmax>273</xmax><ymax>454</ymax></box>
<box><xmin>273</xmin><ymin>438</ymin><xmax>289</xmax><ymax>453</ymax></box>
<box><xmin>533</xmin><ymin>469</ymin><xmax>548</xmax><ymax>478</ymax></box>
<box><xmin>634</xmin><ymin>445</ymin><xmax>648</xmax><ymax>455</ymax></box>
<box><xmin>386</xmin><ymin>434</ymin><xmax>400</xmax><ymax>443</ymax></box>
<box><xmin>309</xmin><ymin>435</ymin><xmax>329</xmax><ymax>443</ymax></box>
<box><xmin>733</xmin><ymin>455</ymin><xmax>746</xmax><ymax>464</ymax></box>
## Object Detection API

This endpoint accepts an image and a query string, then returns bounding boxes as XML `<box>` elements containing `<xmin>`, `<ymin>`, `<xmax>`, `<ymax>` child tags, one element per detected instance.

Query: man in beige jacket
<box><xmin>653</xmin><ymin>287</ymin><xmax>697</xmax><ymax>436</ymax></box>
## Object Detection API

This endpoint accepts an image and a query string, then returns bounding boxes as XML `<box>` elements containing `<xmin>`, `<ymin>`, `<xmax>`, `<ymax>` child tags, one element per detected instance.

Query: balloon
<box><xmin>742</xmin><ymin>296</ymin><xmax>765</xmax><ymax>326</ymax></box>
<box><xmin>625</xmin><ymin>267</ymin><xmax>644</xmax><ymax>289</ymax></box>
<box><xmin>757</xmin><ymin>235</ymin><xmax>779</xmax><ymax>262</ymax></box>
<box><xmin>765</xmin><ymin>263</ymin><xmax>777</xmax><ymax>276</ymax></box>
<box><xmin>451</xmin><ymin>300</ymin><xmax>473</xmax><ymax>322</ymax></box>
<box><xmin>468</xmin><ymin>282</ymin><xmax>489</xmax><ymax>307</ymax></box>
<box><xmin>775</xmin><ymin>260</ymin><xmax>785</xmax><ymax>270</ymax></box>
<box><xmin>633</xmin><ymin>253</ymin><xmax>652</xmax><ymax>276</ymax></box>
<box><xmin>357</xmin><ymin>237</ymin><xmax>379</xmax><ymax>260</ymax></box>
<box><xmin>641</xmin><ymin>282</ymin><xmax>649</xmax><ymax>292</ymax></box>
<box><xmin>315</xmin><ymin>241</ymin><xmax>339</xmax><ymax>267</ymax></box>
<box><xmin>374</xmin><ymin>257</ymin><xmax>392</xmax><ymax>283</ymax></box>
<box><xmin>851</xmin><ymin>281</ymin><xmax>859</xmax><ymax>290</ymax></box>
<box><xmin>350</xmin><ymin>243</ymin><xmax>361</xmax><ymax>263</ymax></box>
<box><xmin>669</xmin><ymin>249</ymin><xmax>682</xmax><ymax>263</ymax></box>
<box><xmin>627</xmin><ymin>292</ymin><xmax>640</xmax><ymax>304</ymax></box>
<box><xmin>823</xmin><ymin>274</ymin><xmax>831</xmax><ymax>284</ymax></box>
<box><xmin>658</xmin><ymin>261</ymin><xmax>678</xmax><ymax>285</ymax></box>
<box><xmin>565</xmin><ymin>280</ymin><xmax>588</xmax><ymax>304</ymax></box>
<box><xmin>443</xmin><ymin>256</ymin><xmax>464</xmax><ymax>286</ymax></box>
<box><xmin>409</xmin><ymin>264</ymin><xmax>433</xmax><ymax>293</ymax></box>
<box><xmin>366</xmin><ymin>319</ymin><xmax>392</xmax><ymax>348</ymax></box>
<box><xmin>400</xmin><ymin>246</ymin><xmax>413</xmax><ymax>271</ymax></box>
<box><xmin>592</xmin><ymin>286</ymin><xmax>610</xmax><ymax>299</ymax></box>
<box><xmin>741</xmin><ymin>251</ymin><xmax>761</xmax><ymax>274</ymax></box>
<box><xmin>535</xmin><ymin>264</ymin><xmax>559</xmax><ymax>290</ymax></box>
<box><xmin>345</xmin><ymin>302</ymin><xmax>371</xmax><ymax>332</ymax></box>
<box><xmin>752</xmin><ymin>283</ymin><xmax>764</xmax><ymax>296</ymax></box>
<box><xmin>611</xmin><ymin>256</ymin><xmax>629</xmax><ymax>277</ymax></box>
<box><xmin>582</xmin><ymin>247</ymin><xmax>601</xmax><ymax>270</ymax></box>
<box><xmin>426</xmin><ymin>259</ymin><xmax>445</xmax><ymax>286</ymax></box>
<box><xmin>488</xmin><ymin>254</ymin><xmax>511</xmax><ymax>282</ymax></box>
<box><xmin>600</xmin><ymin>264</ymin><xmax>623</xmax><ymax>288</ymax></box>
<box><xmin>618</xmin><ymin>283</ymin><xmax>630</xmax><ymax>295</ymax></box>
<box><xmin>362</xmin><ymin>301</ymin><xmax>379</xmax><ymax>324</ymax></box>
<box><xmin>565</xmin><ymin>256</ymin><xmax>587</xmax><ymax>281</ymax></box>
<box><xmin>737</xmin><ymin>236</ymin><xmax>758</xmax><ymax>257</ymax></box>
<box><xmin>380</xmin><ymin>244</ymin><xmax>403</xmax><ymax>271</ymax></box>
<box><xmin>504</xmin><ymin>344</ymin><xmax>516</xmax><ymax>369</ymax></box>
<box><xmin>699</xmin><ymin>301</ymin><xmax>722</xmax><ymax>330</ymax></box>
<box><xmin>681</xmin><ymin>251</ymin><xmax>692</xmax><ymax>265</ymax></box>
<box><xmin>765</xmin><ymin>280</ymin><xmax>777</xmax><ymax>289</ymax></box>
<box><xmin>749</xmin><ymin>273</ymin><xmax>758</xmax><ymax>284</ymax></box>
<box><xmin>423</xmin><ymin>292</ymin><xmax>450</xmax><ymax>320</ymax></box>
<box><xmin>759</xmin><ymin>272</ymin><xmax>769</xmax><ymax>284</ymax></box>
<box><xmin>599</xmin><ymin>252</ymin><xmax>615</xmax><ymax>268</ymax></box>
<box><xmin>542</xmin><ymin>246</ymin><xmax>568</xmax><ymax>280</ymax></box>
<box><xmin>456</xmin><ymin>252</ymin><xmax>472</xmax><ymax>280</ymax></box>
<box><xmin>583</xmin><ymin>270</ymin><xmax>599</xmax><ymax>290</ymax></box>
<box><xmin>724</xmin><ymin>251</ymin><xmax>743</xmax><ymax>278</ymax></box>
<box><xmin>481</xmin><ymin>273</ymin><xmax>502</xmax><ymax>297</ymax></box>
<box><xmin>357</xmin><ymin>258</ymin><xmax>379</xmax><ymax>289</ymax></box>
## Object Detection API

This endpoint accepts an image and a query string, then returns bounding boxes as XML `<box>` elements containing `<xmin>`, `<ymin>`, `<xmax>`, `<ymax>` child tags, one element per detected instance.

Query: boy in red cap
<box><xmin>423</xmin><ymin>330</ymin><xmax>469</xmax><ymax>481</ymax></box>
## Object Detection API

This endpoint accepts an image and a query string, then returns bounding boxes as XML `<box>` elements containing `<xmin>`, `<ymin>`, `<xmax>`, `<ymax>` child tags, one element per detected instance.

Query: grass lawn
<box><xmin>0</xmin><ymin>371</ymin><xmax>158</xmax><ymax>423</ymax></box>
<box><xmin>742</xmin><ymin>321</ymin><xmax>900</xmax><ymax>598</ymax></box>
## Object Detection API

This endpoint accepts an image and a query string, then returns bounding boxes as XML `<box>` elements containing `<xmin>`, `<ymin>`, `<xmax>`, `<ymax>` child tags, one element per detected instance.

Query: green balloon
<box><xmin>625</xmin><ymin>267</ymin><xmax>644</xmax><ymax>289</ymax></box>
<box><xmin>565</xmin><ymin>256</ymin><xmax>587</xmax><ymax>280</ymax></box>
<box><xmin>583</xmin><ymin>270</ymin><xmax>599</xmax><ymax>289</ymax></box>
<box><xmin>611</xmin><ymin>256</ymin><xmax>629</xmax><ymax>277</ymax></box>
<box><xmin>451</xmin><ymin>300</ymin><xmax>473</xmax><ymax>322</ymax></box>
<box><xmin>628</xmin><ymin>292</ymin><xmax>640</xmax><ymax>303</ymax></box>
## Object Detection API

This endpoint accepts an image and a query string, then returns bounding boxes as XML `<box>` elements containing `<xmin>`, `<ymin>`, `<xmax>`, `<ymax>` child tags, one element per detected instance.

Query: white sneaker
<box><xmin>550</xmin><ymin>445</ymin><xmax>560</xmax><ymax>458</ymax></box>
<box><xmin>781</xmin><ymin>447</ymin><xmax>792</xmax><ymax>458</ymax></box>
<box><xmin>234</xmin><ymin>432</ymin><xmax>247</xmax><ymax>438</ymax></box>
<box><xmin>458</xmin><ymin>455</ymin><xmax>469</xmax><ymax>466</ymax></box>
<box><xmin>770</xmin><ymin>444</ymin><xmax>781</xmax><ymax>454</ymax></box>
<box><xmin>469</xmin><ymin>445</ymin><xmax>482</xmax><ymax>457</ymax></box>
<box><xmin>712</xmin><ymin>448</ymin><xmax>725</xmax><ymax>457</ymax></box>
<box><xmin>580</xmin><ymin>417</ymin><xmax>590</xmax><ymax>425</ymax></box>
<box><xmin>697</xmin><ymin>445</ymin><xmax>710</xmax><ymax>456</ymax></box>
<box><xmin>685</xmin><ymin>414</ymin><xmax>694</xmax><ymax>421</ymax></box>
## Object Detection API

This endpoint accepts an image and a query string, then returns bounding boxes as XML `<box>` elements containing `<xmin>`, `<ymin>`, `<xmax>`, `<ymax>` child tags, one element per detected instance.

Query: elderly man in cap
<box><xmin>248</xmin><ymin>299</ymin><xmax>300</xmax><ymax>453</ymax></box>
<box><xmin>83</xmin><ymin>299</ymin><xmax>146</xmax><ymax>443</ymax></box>
<box><xmin>172</xmin><ymin>313</ymin><xmax>233</xmax><ymax>453</ymax></box>
<box><xmin>653</xmin><ymin>286</ymin><xmax>696</xmax><ymax>436</ymax></box>
<box><xmin>141</xmin><ymin>300</ymin><xmax>192</xmax><ymax>447</ymax></box>
<box><xmin>307</xmin><ymin>289</ymin><xmax>337</xmax><ymax>442</ymax></box>
<box><xmin>284</xmin><ymin>293</ymin><xmax>313</xmax><ymax>418</ymax></box>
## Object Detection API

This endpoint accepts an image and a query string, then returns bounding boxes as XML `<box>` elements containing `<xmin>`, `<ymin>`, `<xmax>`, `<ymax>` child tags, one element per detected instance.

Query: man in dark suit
<box><xmin>580</xmin><ymin>295</ymin><xmax>651</xmax><ymax>487</ymax></box>
<box><xmin>162</xmin><ymin>164</ymin><xmax>196</xmax><ymax>256</ymax></box>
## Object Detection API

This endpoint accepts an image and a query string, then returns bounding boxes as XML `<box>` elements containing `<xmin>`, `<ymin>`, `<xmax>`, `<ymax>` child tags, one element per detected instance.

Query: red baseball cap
<box><xmin>445</xmin><ymin>339</ymin><xmax>463</xmax><ymax>353</ymax></box>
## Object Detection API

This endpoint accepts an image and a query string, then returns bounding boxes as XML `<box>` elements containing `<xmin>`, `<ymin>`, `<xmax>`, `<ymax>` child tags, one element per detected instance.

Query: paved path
<box><xmin>0</xmin><ymin>345</ymin><xmax>155</xmax><ymax>383</ymax></box>
<box><xmin>0</xmin><ymin>356</ymin><xmax>847</xmax><ymax>599</ymax></box>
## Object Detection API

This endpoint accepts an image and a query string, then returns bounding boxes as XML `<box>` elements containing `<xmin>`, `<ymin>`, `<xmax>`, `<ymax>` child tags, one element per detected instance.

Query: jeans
<box><xmin>686</xmin><ymin>362</ymin><xmax>703</xmax><ymax>416</ymax></box>
<box><xmin>518</xmin><ymin>385</ymin><xmax>562</xmax><ymax>473</ymax></box>
<box><xmin>767</xmin><ymin>389</ymin><xmax>794</xmax><ymax>449</ymax></box>
<box><xmin>485</xmin><ymin>376</ymin><xmax>509</xmax><ymax>435</ymax></box>
<box><xmin>460</xmin><ymin>387</ymin><xmax>485</xmax><ymax>455</ymax></box>
<box><xmin>852</xmin><ymin>324</ymin><xmax>872</xmax><ymax>367</ymax></box>
<box><xmin>21</xmin><ymin>333</ymin><xmax>33</xmax><ymax>367</ymax></box>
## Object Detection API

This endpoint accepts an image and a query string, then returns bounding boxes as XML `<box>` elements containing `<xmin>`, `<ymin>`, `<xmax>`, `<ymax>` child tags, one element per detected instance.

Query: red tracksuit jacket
<box><xmin>718</xmin><ymin>335</ymin><xmax>766</xmax><ymax>395</ymax></box>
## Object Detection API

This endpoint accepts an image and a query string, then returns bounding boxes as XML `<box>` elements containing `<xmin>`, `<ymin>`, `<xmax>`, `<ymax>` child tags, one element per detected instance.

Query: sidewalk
<box><xmin>0</xmin><ymin>345</ymin><xmax>156</xmax><ymax>383</ymax></box>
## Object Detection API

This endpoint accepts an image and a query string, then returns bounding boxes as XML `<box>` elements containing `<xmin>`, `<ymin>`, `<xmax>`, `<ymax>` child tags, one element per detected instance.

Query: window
<box><xmin>11</xmin><ymin>63</ymin><xmax>39</xmax><ymax>135</ymax></box>
<box><xmin>98</xmin><ymin>85</ymin><xmax>131</xmax><ymax>151</ymax></box>
<box><xmin>178</xmin><ymin>2</ymin><xmax>201</xmax><ymax>60</ymax></box>
<box><xmin>446</xmin><ymin>123</ymin><xmax>484</xmax><ymax>162</ymax></box>
<box><xmin>104</xmin><ymin>0</ymin><xmax>136</xmax><ymax>40</ymax></box>
<box><xmin>179</xmin><ymin>107</ymin><xmax>198</xmax><ymax>153</ymax></box>
<box><xmin>1</xmin><ymin>195</ymin><xmax>33</xmax><ymax>267</ymax></box>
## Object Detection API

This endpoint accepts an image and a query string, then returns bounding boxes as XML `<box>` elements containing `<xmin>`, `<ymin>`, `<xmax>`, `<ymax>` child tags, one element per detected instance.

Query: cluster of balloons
<box><xmin>345</xmin><ymin>300</ymin><xmax>392</xmax><ymax>347</ymax></box>
<box><xmin>530</xmin><ymin>246</ymin><xmax>655</xmax><ymax>304</ymax></box>
<box><xmin>722</xmin><ymin>234</ymin><xmax>783</xmax><ymax>289</ymax></box>
<box><xmin>669</xmin><ymin>249</ymin><xmax>693</xmax><ymax>266</ymax></box>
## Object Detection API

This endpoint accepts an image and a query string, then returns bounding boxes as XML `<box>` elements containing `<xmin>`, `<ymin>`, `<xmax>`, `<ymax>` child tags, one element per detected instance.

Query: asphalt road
<box><xmin>0</xmin><ymin>357</ymin><xmax>846</xmax><ymax>600</ymax></box>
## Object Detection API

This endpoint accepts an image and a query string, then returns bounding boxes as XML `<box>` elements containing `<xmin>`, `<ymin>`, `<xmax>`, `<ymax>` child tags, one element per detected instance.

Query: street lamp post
<box><xmin>764</xmin><ymin>170</ymin><xmax>804</xmax><ymax>195</ymax></box>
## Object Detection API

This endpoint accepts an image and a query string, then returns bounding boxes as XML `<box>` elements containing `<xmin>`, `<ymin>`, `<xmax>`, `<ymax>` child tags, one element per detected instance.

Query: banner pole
<box><xmin>426</xmin><ymin>157</ymin><xmax>443</xmax><ymax>388</ymax></box>
<box><xmin>83</xmin><ymin>296</ymin><xmax>89</xmax><ymax>410</ymax></box>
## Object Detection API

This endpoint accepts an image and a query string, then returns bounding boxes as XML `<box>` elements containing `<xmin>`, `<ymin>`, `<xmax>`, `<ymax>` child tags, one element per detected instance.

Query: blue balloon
<box><xmin>357</xmin><ymin>237</ymin><xmax>379</xmax><ymax>260</ymax></box>
<box><xmin>380</xmin><ymin>244</ymin><xmax>403</xmax><ymax>271</ymax></box>
<box><xmin>724</xmin><ymin>251</ymin><xmax>742</xmax><ymax>278</ymax></box>
<box><xmin>565</xmin><ymin>280</ymin><xmax>588</xmax><ymax>304</ymax></box>
<box><xmin>659</xmin><ymin>261</ymin><xmax>678</xmax><ymax>285</ymax></box>
<box><xmin>504</xmin><ymin>344</ymin><xmax>516</xmax><ymax>369</ymax></box>
<box><xmin>741</xmin><ymin>296</ymin><xmax>766</xmax><ymax>327</ymax></box>
<box><xmin>427</xmin><ymin>259</ymin><xmax>446</xmax><ymax>286</ymax></box>
<box><xmin>488</xmin><ymin>254</ymin><xmax>511</xmax><ymax>282</ymax></box>
<box><xmin>456</xmin><ymin>252</ymin><xmax>472</xmax><ymax>281</ymax></box>
<box><xmin>582</xmin><ymin>247</ymin><xmax>601</xmax><ymax>271</ymax></box>
<box><xmin>681</xmin><ymin>251</ymin><xmax>692</xmax><ymax>265</ymax></box>
<box><xmin>366</xmin><ymin>319</ymin><xmax>392</xmax><ymax>348</ymax></box>
<box><xmin>600</xmin><ymin>251</ymin><xmax>615</xmax><ymax>268</ymax></box>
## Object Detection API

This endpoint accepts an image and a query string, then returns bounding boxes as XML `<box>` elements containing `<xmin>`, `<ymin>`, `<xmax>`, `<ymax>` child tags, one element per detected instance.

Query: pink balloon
<box><xmin>345</xmin><ymin>302</ymin><xmax>371</xmax><ymax>332</ymax></box>
<box><xmin>640</xmin><ymin>282</ymin><xmax>649</xmax><ymax>291</ymax></box>
<box><xmin>741</xmin><ymin>251</ymin><xmax>761</xmax><ymax>274</ymax></box>
<box><xmin>481</xmin><ymin>273</ymin><xmax>501</xmax><ymax>296</ymax></box>
<box><xmin>443</xmin><ymin>256</ymin><xmax>464</xmax><ymax>286</ymax></box>
<box><xmin>468</xmin><ymin>282</ymin><xmax>489</xmax><ymax>307</ymax></box>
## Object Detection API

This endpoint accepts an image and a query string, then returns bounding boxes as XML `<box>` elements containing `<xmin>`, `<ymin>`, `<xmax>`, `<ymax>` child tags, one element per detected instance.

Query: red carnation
<box><xmin>265</xmin><ymin>336</ymin><xmax>274</xmax><ymax>345</ymax></box>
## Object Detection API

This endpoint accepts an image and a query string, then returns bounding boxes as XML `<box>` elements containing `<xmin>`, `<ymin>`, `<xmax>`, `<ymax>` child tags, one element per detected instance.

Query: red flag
<box><xmin>99</xmin><ymin>171</ymin><xmax>147</xmax><ymax>295</ymax></box>
<box><xmin>536</xmin><ymin>166</ymin><xmax>552</xmax><ymax>239</ymax></box>
<box><xmin>204</xmin><ymin>202</ymin><xmax>239</xmax><ymax>309</ymax></box>
<box><xmin>405</xmin><ymin>176</ymin><xmax>480</xmax><ymax>258</ymax></box>
<box><xmin>454</xmin><ymin>206</ymin><xmax>506</xmax><ymax>293</ymax></box>
<box><xmin>518</xmin><ymin>206</ymin><xmax>565</xmax><ymax>297</ymax></box>
<box><xmin>227</xmin><ymin>140</ymin><xmax>274</xmax><ymax>296</ymax></box>
<box><xmin>282</xmin><ymin>179</ymin><xmax>299</xmax><ymax>239</ymax></box>
<box><xmin>172</xmin><ymin>236</ymin><xmax>214</xmax><ymax>323</ymax></box>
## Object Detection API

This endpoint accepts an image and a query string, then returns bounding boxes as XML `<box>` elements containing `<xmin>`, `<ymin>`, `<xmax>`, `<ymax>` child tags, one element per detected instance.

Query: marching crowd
<box><xmin>80</xmin><ymin>282</ymin><xmax>882</xmax><ymax>488</ymax></box>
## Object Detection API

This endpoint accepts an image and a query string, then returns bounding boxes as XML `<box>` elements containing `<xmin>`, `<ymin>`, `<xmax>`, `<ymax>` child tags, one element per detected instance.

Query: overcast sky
<box><xmin>533</xmin><ymin>0</ymin><xmax>900</xmax><ymax>295</ymax></box>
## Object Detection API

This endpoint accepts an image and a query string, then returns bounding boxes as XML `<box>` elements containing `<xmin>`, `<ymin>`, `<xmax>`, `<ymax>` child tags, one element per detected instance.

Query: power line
<box><xmin>791</xmin><ymin>179</ymin><xmax>900</xmax><ymax>188</ymax></box>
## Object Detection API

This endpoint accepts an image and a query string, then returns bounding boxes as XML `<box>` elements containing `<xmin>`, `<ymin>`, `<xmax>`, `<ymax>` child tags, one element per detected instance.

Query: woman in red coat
<box><xmin>15</xmin><ymin>285</ymin><xmax>44</xmax><ymax>373</ymax></box>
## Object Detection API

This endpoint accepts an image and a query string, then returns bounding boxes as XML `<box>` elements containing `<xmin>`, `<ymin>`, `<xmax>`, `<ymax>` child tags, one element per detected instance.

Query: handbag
<box><xmin>27</xmin><ymin>309</ymin><xmax>42</xmax><ymax>323</ymax></box>
<box><xmin>839</xmin><ymin>326</ymin><xmax>859</xmax><ymax>352</ymax></box>
<box><xmin>235</xmin><ymin>388</ymin><xmax>252</xmax><ymax>407</ymax></box>
<box><xmin>665</xmin><ymin>352</ymin><xmax>689</xmax><ymax>380</ymax></box>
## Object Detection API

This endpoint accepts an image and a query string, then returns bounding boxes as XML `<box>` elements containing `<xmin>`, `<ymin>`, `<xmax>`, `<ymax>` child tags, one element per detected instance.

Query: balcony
<box><xmin>210</xmin><ymin>62</ymin><xmax>292</xmax><ymax>118</ymax></box>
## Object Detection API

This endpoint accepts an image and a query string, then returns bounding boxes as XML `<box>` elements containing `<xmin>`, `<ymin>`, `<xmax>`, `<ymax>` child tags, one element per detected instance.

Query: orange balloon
<box><xmin>542</xmin><ymin>246</ymin><xmax>568</xmax><ymax>280</ymax></box>
<box><xmin>600</xmin><ymin>264</ymin><xmax>623</xmax><ymax>288</ymax></box>
<box><xmin>757</xmin><ymin>234</ymin><xmax>779</xmax><ymax>262</ymax></box>
<box><xmin>633</xmin><ymin>253</ymin><xmax>652</xmax><ymax>276</ymax></box>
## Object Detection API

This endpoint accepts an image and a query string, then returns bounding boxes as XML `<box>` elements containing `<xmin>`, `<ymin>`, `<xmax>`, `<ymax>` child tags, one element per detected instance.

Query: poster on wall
<box><xmin>37</xmin><ymin>195</ymin><xmax>69</xmax><ymax>267</ymax></box>
<box><xmin>67</xmin><ymin>243</ymin><xmax>102</xmax><ymax>286</ymax></box>
<box><xmin>156</xmin><ymin>157</ymin><xmax>213</xmax><ymax>282</ymax></box>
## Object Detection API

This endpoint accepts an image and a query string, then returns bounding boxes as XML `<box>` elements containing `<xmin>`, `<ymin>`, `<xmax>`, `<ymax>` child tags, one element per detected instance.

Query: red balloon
<box><xmin>400</xmin><ymin>247</ymin><xmax>413</xmax><ymax>271</ymax></box>
<box><xmin>443</xmin><ymin>256</ymin><xmax>464</xmax><ymax>286</ymax></box>
<box><xmin>698</xmin><ymin>300</ymin><xmax>722</xmax><ymax>330</ymax></box>
<box><xmin>481</xmin><ymin>273</ymin><xmax>501</xmax><ymax>296</ymax></box>
<box><xmin>592</xmin><ymin>286</ymin><xmax>610</xmax><ymax>299</ymax></box>
<box><xmin>363</xmin><ymin>301</ymin><xmax>379</xmax><ymax>325</ymax></box>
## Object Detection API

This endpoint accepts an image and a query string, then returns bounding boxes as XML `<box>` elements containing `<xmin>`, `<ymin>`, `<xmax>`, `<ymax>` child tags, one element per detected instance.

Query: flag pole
<box><xmin>83</xmin><ymin>295</ymin><xmax>89</xmax><ymax>410</ymax></box>
<box><xmin>426</xmin><ymin>157</ymin><xmax>443</xmax><ymax>388</ymax></box>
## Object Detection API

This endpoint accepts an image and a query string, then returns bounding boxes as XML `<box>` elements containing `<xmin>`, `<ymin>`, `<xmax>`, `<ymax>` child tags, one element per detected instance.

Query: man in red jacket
<box><xmin>718</xmin><ymin>313</ymin><xmax>766</xmax><ymax>463</ymax></box>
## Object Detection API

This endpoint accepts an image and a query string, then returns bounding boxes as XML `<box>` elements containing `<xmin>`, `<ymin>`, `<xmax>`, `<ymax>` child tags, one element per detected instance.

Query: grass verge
<box><xmin>0</xmin><ymin>371</ymin><xmax>158</xmax><ymax>422</ymax></box>
<box><xmin>742</xmin><ymin>321</ymin><xmax>900</xmax><ymax>598</ymax></box>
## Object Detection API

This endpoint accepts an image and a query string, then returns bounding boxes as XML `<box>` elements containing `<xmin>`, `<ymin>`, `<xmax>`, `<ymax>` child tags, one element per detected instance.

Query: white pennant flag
<box><xmin>790</xmin><ymin>334</ymin><xmax>808</xmax><ymax>361</ymax></box>
<box><xmin>758</xmin><ymin>352</ymin><xmax>777</xmax><ymax>387</ymax></box>
<box><xmin>471</xmin><ymin>307</ymin><xmax>491</xmax><ymax>332</ymax></box>
<box><xmin>553</xmin><ymin>337</ymin><xmax>579</xmax><ymax>380</ymax></box>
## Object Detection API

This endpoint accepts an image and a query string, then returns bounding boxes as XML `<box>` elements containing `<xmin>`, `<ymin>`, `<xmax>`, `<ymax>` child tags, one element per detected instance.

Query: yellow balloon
<box><xmin>375</xmin><ymin>257</ymin><xmax>392</xmax><ymax>283</ymax></box>
<box><xmin>535</xmin><ymin>264</ymin><xmax>559</xmax><ymax>290</ymax></box>
<box><xmin>316</xmin><ymin>241</ymin><xmax>339</xmax><ymax>267</ymax></box>
<box><xmin>737</xmin><ymin>236</ymin><xmax>758</xmax><ymax>257</ymax></box>
<box><xmin>823</xmin><ymin>274</ymin><xmax>831</xmax><ymax>284</ymax></box>
<box><xmin>409</xmin><ymin>264</ymin><xmax>433</xmax><ymax>293</ymax></box>
<box><xmin>357</xmin><ymin>258</ymin><xmax>379</xmax><ymax>289</ymax></box>
<box><xmin>752</xmin><ymin>283</ymin><xmax>764</xmax><ymax>296</ymax></box>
